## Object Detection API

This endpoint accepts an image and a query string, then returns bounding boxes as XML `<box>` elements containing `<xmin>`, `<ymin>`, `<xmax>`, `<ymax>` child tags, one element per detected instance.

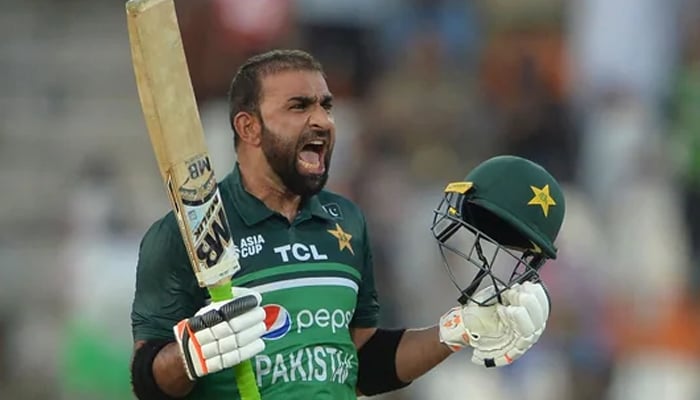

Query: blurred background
<box><xmin>1</xmin><ymin>0</ymin><xmax>700</xmax><ymax>399</ymax></box>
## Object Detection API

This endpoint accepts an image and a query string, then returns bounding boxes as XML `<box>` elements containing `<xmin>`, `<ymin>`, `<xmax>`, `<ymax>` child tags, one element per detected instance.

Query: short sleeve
<box><xmin>131</xmin><ymin>214</ymin><xmax>206</xmax><ymax>341</ymax></box>
<box><xmin>350</xmin><ymin>215</ymin><xmax>380</xmax><ymax>328</ymax></box>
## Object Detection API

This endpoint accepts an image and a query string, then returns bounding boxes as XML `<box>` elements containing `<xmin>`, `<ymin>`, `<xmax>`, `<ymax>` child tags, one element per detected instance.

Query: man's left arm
<box><xmin>352</xmin><ymin>281</ymin><xmax>551</xmax><ymax>396</ymax></box>
<box><xmin>352</xmin><ymin>326</ymin><xmax>452</xmax><ymax>384</ymax></box>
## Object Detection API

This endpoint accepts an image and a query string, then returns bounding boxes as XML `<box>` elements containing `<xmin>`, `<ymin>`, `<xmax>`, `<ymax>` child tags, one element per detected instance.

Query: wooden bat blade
<box><xmin>126</xmin><ymin>0</ymin><xmax>204</xmax><ymax>179</ymax></box>
<box><xmin>126</xmin><ymin>1</ymin><xmax>261</xmax><ymax>399</ymax></box>
<box><xmin>126</xmin><ymin>0</ymin><xmax>242</xmax><ymax>288</ymax></box>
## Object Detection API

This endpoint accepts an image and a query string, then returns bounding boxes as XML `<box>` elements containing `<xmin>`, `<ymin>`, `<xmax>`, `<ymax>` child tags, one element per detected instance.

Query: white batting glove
<box><xmin>439</xmin><ymin>281</ymin><xmax>550</xmax><ymax>367</ymax></box>
<box><xmin>174</xmin><ymin>287</ymin><xmax>266</xmax><ymax>380</ymax></box>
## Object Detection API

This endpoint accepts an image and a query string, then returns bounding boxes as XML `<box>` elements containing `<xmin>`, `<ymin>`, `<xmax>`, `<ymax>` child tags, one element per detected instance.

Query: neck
<box><xmin>237</xmin><ymin>155</ymin><xmax>302</xmax><ymax>222</ymax></box>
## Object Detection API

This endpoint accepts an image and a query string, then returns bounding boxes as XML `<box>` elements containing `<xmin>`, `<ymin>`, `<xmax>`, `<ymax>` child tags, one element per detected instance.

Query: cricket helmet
<box><xmin>431</xmin><ymin>155</ymin><xmax>565</xmax><ymax>306</ymax></box>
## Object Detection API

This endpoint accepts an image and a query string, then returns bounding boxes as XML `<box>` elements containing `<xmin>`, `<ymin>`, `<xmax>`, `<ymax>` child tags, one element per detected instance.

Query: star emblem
<box><xmin>527</xmin><ymin>184</ymin><xmax>557</xmax><ymax>217</ymax></box>
<box><xmin>327</xmin><ymin>223</ymin><xmax>354</xmax><ymax>255</ymax></box>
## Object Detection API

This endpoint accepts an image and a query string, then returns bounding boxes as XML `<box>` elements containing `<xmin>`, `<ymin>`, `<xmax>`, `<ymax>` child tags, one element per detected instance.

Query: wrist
<box><xmin>155</xmin><ymin>342</ymin><xmax>196</xmax><ymax>395</ymax></box>
<box><xmin>131</xmin><ymin>340</ymin><xmax>194</xmax><ymax>400</ymax></box>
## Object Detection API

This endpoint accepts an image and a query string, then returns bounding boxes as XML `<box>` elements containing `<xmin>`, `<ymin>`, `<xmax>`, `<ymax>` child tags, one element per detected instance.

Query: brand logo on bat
<box><xmin>175</xmin><ymin>154</ymin><xmax>233</xmax><ymax>269</ymax></box>
<box><xmin>193</xmin><ymin>193</ymin><xmax>233</xmax><ymax>268</ymax></box>
<box><xmin>179</xmin><ymin>155</ymin><xmax>216</xmax><ymax>206</ymax></box>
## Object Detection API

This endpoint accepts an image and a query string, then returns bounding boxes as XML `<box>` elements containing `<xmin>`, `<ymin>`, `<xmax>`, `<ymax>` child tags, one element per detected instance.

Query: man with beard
<box><xmin>129</xmin><ymin>49</ymin><xmax>556</xmax><ymax>400</ymax></box>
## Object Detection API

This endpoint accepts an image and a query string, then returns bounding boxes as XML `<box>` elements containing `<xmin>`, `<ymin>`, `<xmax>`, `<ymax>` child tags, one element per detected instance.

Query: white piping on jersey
<box><xmin>250</xmin><ymin>277</ymin><xmax>359</xmax><ymax>294</ymax></box>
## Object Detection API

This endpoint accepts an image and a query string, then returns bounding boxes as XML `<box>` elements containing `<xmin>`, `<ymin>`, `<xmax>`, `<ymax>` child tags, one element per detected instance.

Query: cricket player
<box><xmin>130</xmin><ymin>49</ymin><xmax>565</xmax><ymax>399</ymax></box>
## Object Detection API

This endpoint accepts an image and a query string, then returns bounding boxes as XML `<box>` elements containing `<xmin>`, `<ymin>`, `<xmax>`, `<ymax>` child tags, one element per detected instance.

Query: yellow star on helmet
<box><xmin>528</xmin><ymin>184</ymin><xmax>557</xmax><ymax>217</ymax></box>
<box><xmin>327</xmin><ymin>223</ymin><xmax>354</xmax><ymax>255</ymax></box>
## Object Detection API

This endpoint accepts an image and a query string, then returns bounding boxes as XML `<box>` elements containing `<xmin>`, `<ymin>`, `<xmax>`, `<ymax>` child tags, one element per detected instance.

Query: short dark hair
<box><xmin>227</xmin><ymin>49</ymin><xmax>325</xmax><ymax>148</ymax></box>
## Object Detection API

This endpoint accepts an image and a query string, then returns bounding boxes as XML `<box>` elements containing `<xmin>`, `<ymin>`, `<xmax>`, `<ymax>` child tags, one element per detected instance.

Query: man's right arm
<box><xmin>131</xmin><ymin>215</ymin><xmax>203</xmax><ymax>399</ymax></box>
<box><xmin>133</xmin><ymin>340</ymin><xmax>194</xmax><ymax>398</ymax></box>
<box><xmin>131</xmin><ymin>216</ymin><xmax>267</xmax><ymax>399</ymax></box>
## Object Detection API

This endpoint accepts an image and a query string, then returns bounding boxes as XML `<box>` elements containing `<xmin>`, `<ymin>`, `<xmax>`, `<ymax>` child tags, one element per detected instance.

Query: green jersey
<box><xmin>131</xmin><ymin>164</ymin><xmax>380</xmax><ymax>400</ymax></box>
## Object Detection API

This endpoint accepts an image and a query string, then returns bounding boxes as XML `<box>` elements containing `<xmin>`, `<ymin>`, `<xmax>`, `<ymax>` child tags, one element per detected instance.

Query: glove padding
<box><xmin>174</xmin><ymin>287</ymin><xmax>266</xmax><ymax>380</ymax></box>
<box><xmin>439</xmin><ymin>281</ymin><xmax>550</xmax><ymax>367</ymax></box>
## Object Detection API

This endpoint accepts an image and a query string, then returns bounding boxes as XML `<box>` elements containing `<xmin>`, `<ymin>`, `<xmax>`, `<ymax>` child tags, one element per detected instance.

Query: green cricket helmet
<box><xmin>431</xmin><ymin>155</ymin><xmax>565</xmax><ymax>306</ymax></box>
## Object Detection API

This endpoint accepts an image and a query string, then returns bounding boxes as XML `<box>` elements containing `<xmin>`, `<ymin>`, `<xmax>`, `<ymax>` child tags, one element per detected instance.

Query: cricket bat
<box><xmin>125</xmin><ymin>0</ymin><xmax>261</xmax><ymax>398</ymax></box>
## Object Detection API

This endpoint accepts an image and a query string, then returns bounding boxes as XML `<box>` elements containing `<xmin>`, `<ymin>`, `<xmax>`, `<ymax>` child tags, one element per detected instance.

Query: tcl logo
<box><xmin>273</xmin><ymin>243</ymin><xmax>328</xmax><ymax>263</ymax></box>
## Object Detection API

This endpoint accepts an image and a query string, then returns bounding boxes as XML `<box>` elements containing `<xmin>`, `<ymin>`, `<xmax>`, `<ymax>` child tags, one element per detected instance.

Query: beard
<box><xmin>260</xmin><ymin>120</ymin><xmax>332</xmax><ymax>198</ymax></box>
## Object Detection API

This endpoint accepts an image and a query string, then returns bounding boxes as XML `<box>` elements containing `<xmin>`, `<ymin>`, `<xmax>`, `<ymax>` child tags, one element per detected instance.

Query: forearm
<box><xmin>153</xmin><ymin>342</ymin><xmax>195</xmax><ymax>398</ymax></box>
<box><xmin>395</xmin><ymin>325</ymin><xmax>453</xmax><ymax>382</ymax></box>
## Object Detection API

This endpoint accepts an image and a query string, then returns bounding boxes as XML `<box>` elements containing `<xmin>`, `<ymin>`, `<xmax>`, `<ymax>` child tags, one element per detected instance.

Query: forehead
<box><xmin>259</xmin><ymin>70</ymin><xmax>330</xmax><ymax>103</ymax></box>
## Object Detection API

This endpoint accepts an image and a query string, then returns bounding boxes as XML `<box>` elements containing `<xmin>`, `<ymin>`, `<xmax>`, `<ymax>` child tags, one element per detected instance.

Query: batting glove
<box><xmin>174</xmin><ymin>287</ymin><xmax>266</xmax><ymax>380</ymax></box>
<box><xmin>438</xmin><ymin>281</ymin><xmax>550</xmax><ymax>367</ymax></box>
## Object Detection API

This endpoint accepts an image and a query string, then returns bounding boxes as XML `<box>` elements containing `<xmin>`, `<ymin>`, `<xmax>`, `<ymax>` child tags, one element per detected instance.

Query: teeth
<box><xmin>299</xmin><ymin>159</ymin><xmax>320</xmax><ymax>168</ymax></box>
<box><xmin>309</xmin><ymin>140</ymin><xmax>324</xmax><ymax>145</ymax></box>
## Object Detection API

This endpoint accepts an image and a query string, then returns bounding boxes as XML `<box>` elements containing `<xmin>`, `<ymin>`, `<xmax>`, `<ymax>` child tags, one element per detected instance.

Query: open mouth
<box><xmin>297</xmin><ymin>140</ymin><xmax>326</xmax><ymax>175</ymax></box>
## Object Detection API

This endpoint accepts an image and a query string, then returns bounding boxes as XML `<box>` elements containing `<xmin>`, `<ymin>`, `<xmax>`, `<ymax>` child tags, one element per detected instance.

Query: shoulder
<box><xmin>137</xmin><ymin>211</ymin><xmax>188</xmax><ymax>274</ymax></box>
<box><xmin>140</xmin><ymin>211</ymin><xmax>181</xmax><ymax>250</ymax></box>
<box><xmin>316</xmin><ymin>189</ymin><xmax>368</xmax><ymax>225</ymax></box>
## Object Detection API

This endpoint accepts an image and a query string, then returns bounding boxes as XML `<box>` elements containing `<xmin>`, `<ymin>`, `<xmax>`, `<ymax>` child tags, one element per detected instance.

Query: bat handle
<box><xmin>207</xmin><ymin>282</ymin><xmax>262</xmax><ymax>400</ymax></box>
<box><xmin>234</xmin><ymin>362</ymin><xmax>262</xmax><ymax>400</ymax></box>
<box><xmin>208</xmin><ymin>282</ymin><xmax>234</xmax><ymax>302</ymax></box>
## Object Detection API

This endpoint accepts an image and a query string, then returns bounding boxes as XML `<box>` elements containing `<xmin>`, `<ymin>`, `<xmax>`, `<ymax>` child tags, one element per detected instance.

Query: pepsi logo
<box><xmin>262</xmin><ymin>304</ymin><xmax>291</xmax><ymax>340</ymax></box>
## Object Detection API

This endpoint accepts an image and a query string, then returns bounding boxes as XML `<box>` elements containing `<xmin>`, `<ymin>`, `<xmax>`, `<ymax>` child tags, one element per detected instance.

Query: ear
<box><xmin>233</xmin><ymin>111</ymin><xmax>262</xmax><ymax>146</ymax></box>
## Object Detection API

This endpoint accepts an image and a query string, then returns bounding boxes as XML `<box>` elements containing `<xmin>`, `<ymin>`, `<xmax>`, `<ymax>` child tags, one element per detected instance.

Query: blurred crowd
<box><xmin>1</xmin><ymin>0</ymin><xmax>700</xmax><ymax>399</ymax></box>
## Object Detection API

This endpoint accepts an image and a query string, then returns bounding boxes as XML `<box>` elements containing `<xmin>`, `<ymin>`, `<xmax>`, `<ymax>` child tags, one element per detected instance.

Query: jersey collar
<box><xmin>300</xmin><ymin>195</ymin><xmax>335</xmax><ymax>224</ymax></box>
<box><xmin>224</xmin><ymin>163</ymin><xmax>334</xmax><ymax>226</ymax></box>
